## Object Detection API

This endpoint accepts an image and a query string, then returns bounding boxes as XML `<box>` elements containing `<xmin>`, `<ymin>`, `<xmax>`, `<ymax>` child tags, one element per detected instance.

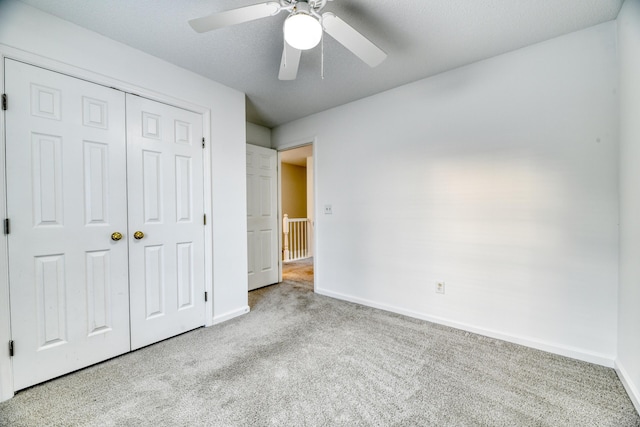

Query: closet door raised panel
<box><xmin>5</xmin><ymin>59</ymin><xmax>130</xmax><ymax>390</ymax></box>
<box><xmin>126</xmin><ymin>94</ymin><xmax>206</xmax><ymax>350</ymax></box>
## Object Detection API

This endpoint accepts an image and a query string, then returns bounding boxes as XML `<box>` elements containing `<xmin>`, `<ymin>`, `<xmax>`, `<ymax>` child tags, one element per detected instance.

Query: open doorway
<box><xmin>279</xmin><ymin>144</ymin><xmax>314</xmax><ymax>290</ymax></box>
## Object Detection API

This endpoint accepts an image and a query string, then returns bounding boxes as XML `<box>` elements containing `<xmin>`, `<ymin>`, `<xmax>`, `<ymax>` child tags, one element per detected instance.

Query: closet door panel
<box><xmin>126</xmin><ymin>94</ymin><xmax>206</xmax><ymax>350</ymax></box>
<box><xmin>5</xmin><ymin>59</ymin><xmax>130</xmax><ymax>390</ymax></box>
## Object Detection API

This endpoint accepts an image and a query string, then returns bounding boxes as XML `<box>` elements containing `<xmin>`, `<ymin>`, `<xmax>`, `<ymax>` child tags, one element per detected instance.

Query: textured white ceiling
<box><xmin>18</xmin><ymin>0</ymin><xmax>623</xmax><ymax>128</ymax></box>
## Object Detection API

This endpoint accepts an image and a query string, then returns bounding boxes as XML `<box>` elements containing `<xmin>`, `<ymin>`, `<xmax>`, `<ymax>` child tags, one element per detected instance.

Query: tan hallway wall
<box><xmin>281</xmin><ymin>163</ymin><xmax>307</xmax><ymax>218</ymax></box>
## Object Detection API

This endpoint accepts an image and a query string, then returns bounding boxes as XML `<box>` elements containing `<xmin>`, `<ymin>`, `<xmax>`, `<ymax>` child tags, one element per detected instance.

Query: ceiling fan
<box><xmin>189</xmin><ymin>0</ymin><xmax>387</xmax><ymax>80</ymax></box>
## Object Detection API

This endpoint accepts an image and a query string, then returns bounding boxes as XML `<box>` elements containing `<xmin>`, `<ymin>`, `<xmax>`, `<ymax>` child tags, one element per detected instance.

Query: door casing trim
<box><xmin>275</xmin><ymin>138</ymin><xmax>318</xmax><ymax>291</ymax></box>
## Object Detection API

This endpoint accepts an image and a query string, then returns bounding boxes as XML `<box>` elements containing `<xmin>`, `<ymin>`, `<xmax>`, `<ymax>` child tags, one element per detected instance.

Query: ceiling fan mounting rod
<box><xmin>280</xmin><ymin>0</ymin><xmax>329</xmax><ymax>15</ymax></box>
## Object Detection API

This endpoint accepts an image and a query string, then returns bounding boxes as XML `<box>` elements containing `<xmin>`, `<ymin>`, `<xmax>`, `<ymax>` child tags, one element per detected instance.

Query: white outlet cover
<box><xmin>324</xmin><ymin>205</ymin><xmax>332</xmax><ymax>215</ymax></box>
<box><xmin>435</xmin><ymin>282</ymin><xmax>445</xmax><ymax>294</ymax></box>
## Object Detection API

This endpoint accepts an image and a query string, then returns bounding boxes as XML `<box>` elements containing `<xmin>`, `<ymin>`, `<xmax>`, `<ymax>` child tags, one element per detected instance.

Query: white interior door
<box><xmin>246</xmin><ymin>144</ymin><xmax>278</xmax><ymax>290</ymax></box>
<box><xmin>126</xmin><ymin>94</ymin><xmax>206</xmax><ymax>350</ymax></box>
<box><xmin>5</xmin><ymin>59</ymin><xmax>130</xmax><ymax>390</ymax></box>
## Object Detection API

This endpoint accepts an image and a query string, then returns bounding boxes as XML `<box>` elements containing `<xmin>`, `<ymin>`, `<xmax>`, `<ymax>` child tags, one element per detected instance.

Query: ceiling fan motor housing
<box><xmin>294</xmin><ymin>1</ymin><xmax>312</xmax><ymax>14</ymax></box>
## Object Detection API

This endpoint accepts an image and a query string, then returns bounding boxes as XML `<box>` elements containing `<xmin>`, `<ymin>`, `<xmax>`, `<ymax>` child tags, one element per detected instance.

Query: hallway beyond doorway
<box><xmin>282</xmin><ymin>258</ymin><xmax>314</xmax><ymax>290</ymax></box>
<box><xmin>248</xmin><ymin>258</ymin><xmax>313</xmax><ymax>309</ymax></box>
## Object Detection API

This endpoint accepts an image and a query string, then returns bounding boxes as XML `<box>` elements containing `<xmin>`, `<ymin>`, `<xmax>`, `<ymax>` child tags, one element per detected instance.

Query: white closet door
<box><xmin>246</xmin><ymin>144</ymin><xmax>278</xmax><ymax>290</ymax></box>
<box><xmin>5</xmin><ymin>59</ymin><xmax>130</xmax><ymax>390</ymax></box>
<box><xmin>126</xmin><ymin>94</ymin><xmax>206</xmax><ymax>350</ymax></box>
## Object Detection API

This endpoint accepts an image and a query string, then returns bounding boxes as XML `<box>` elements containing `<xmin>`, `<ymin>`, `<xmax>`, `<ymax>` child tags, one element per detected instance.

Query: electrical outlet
<box><xmin>435</xmin><ymin>282</ymin><xmax>445</xmax><ymax>294</ymax></box>
<box><xmin>324</xmin><ymin>204</ymin><xmax>332</xmax><ymax>215</ymax></box>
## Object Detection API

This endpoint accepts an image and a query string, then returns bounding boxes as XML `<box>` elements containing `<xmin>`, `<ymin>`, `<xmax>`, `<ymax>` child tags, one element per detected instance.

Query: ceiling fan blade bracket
<box><xmin>309</xmin><ymin>0</ymin><xmax>328</xmax><ymax>13</ymax></box>
<box><xmin>310</xmin><ymin>8</ymin><xmax>322</xmax><ymax>19</ymax></box>
<box><xmin>279</xmin><ymin>0</ymin><xmax>296</xmax><ymax>12</ymax></box>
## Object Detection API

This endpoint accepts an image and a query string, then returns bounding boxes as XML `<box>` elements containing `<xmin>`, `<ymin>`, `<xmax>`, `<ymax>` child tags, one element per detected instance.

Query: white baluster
<box><xmin>293</xmin><ymin>221</ymin><xmax>297</xmax><ymax>260</ymax></box>
<box><xmin>296</xmin><ymin>222</ymin><xmax>302</xmax><ymax>259</ymax></box>
<box><xmin>283</xmin><ymin>214</ymin><xmax>290</xmax><ymax>262</ymax></box>
<box><xmin>284</xmin><ymin>218</ymin><xmax>313</xmax><ymax>261</ymax></box>
<box><xmin>302</xmin><ymin>220</ymin><xmax>307</xmax><ymax>258</ymax></box>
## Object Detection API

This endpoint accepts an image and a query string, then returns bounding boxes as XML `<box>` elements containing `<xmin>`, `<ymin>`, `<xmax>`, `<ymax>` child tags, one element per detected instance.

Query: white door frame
<box><xmin>276</xmin><ymin>138</ymin><xmax>318</xmax><ymax>288</ymax></box>
<box><xmin>0</xmin><ymin>45</ymin><xmax>215</xmax><ymax>402</ymax></box>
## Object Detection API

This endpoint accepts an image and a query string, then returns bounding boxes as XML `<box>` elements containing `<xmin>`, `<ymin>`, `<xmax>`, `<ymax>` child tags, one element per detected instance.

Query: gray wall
<box><xmin>246</xmin><ymin>122</ymin><xmax>271</xmax><ymax>148</ymax></box>
<box><xmin>617</xmin><ymin>0</ymin><xmax>640</xmax><ymax>412</ymax></box>
<box><xmin>273</xmin><ymin>22</ymin><xmax>619</xmax><ymax>366</ymax></box>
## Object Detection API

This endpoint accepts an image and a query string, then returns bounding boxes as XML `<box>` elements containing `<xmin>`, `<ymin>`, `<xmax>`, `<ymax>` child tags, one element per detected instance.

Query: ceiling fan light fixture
<box><xmin>284</xmin><ymin>11</ymin><xmax>322</xmax><ymax>50</ymax></box>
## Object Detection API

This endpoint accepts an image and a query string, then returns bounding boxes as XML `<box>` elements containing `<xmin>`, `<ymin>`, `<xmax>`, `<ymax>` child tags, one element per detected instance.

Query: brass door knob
<box><xmin>133</xmin><ymin>231</ymin><xmax>145</xmax><ymax>240</ymax></box>
<box><xmin>111</xmin><ymin>232</ymin><xmax>123</xmax><ymax>241</ymax></box>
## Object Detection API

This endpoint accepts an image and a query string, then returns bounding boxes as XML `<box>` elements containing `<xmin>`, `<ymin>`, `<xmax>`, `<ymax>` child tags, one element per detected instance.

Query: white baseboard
<box><xmin>315</xmin><ymin>287</ymin><xmax>615</xmax><ymax>367</ymax></box>
<box><xmin>212</xmin><ymin>305</ymin><xmax>250</xmax><ymax>325</ymax></box>
<box><xmin>615</xmin><ymin>360</ymin><xmax>640</xmax><ymax>415</ymax></box>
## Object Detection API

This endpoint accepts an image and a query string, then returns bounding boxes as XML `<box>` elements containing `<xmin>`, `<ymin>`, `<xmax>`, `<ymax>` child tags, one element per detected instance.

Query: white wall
<box><xmin>0</xmin><ymin>0</ymin><xmax>248</xmax><ymax>401</ymax></box>
<box><xmin>617</xmin><ymin>0</ymin><xmax>640</xmax><ymax>413</ymax></box>
<box><xmin>246</xmin><ymin>122</ymin><xmax>272</xmax><ymax>148</ymax></box>
<box><xmin>273</xmin><ymin>22</ymin><xmax>619</xmax><ymax>366</ymax></box>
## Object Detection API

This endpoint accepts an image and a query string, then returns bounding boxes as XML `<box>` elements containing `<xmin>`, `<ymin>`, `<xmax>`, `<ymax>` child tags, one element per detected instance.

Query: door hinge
<box><xmin>3</xmin><ymin>218</ymin><xmax>9</xmax><ymax>235</ymax></box>
<box><xmin>202</xmin><ymin>137</ymin><xmax>205</xmax><ymax>149</ymax></box>
<box><xmin>9</xmin><ymin>340</ymin><xmax>14</xmax><ymax>357</ymax></box>
<box><xmin>203</xmin><ymin>214</ymin><xmax>207</xmax><ymax>225</ymax></box>
<box><xmin>2</xmin><ymin>94</ymin><xmax>6</xmax><ymax>111</ymax></box>
<box><xmin>204</xmin><ymin>292</ymin><xmax>208</xmax><ymax>302</ymax></box>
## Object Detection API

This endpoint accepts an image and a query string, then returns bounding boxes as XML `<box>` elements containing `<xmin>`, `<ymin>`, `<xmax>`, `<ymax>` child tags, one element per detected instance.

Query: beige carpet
<box><xmin>1</xmin><ymin>259</ymin><xmax>638</xmax><ymax>426</ymax></box>
<box><xmin>282</xmin><ymin>257</ymin><xmax>314</xmax><ymax>287</ymax></box>
<box><xmin>249</xmin><ymin>257</ymin><xmax>313</xmax><ymax>307</ymax></box>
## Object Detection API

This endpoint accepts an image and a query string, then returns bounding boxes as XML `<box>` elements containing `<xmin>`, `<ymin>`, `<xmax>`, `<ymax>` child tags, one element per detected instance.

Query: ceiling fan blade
<box><xmin>321</xmin><ymin>12</ymin><xmax>387</xmax><ymax>68</ymax></box>
<box><xmin>279</xmin><ymin>42</ymin><xmax>302</xmax><ymax>81</ymax></box>
<box><xmin>189</xmin><ymin>2</ymin><xmax>281</xmax><ymax>33</ymax></box>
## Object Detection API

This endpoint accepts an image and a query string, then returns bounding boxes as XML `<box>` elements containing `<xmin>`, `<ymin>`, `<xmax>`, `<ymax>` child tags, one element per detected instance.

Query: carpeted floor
<box><xmin>1</xmin><ymin>257</ymin><xmax>638</xmax><ymax>426</ymax></box>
